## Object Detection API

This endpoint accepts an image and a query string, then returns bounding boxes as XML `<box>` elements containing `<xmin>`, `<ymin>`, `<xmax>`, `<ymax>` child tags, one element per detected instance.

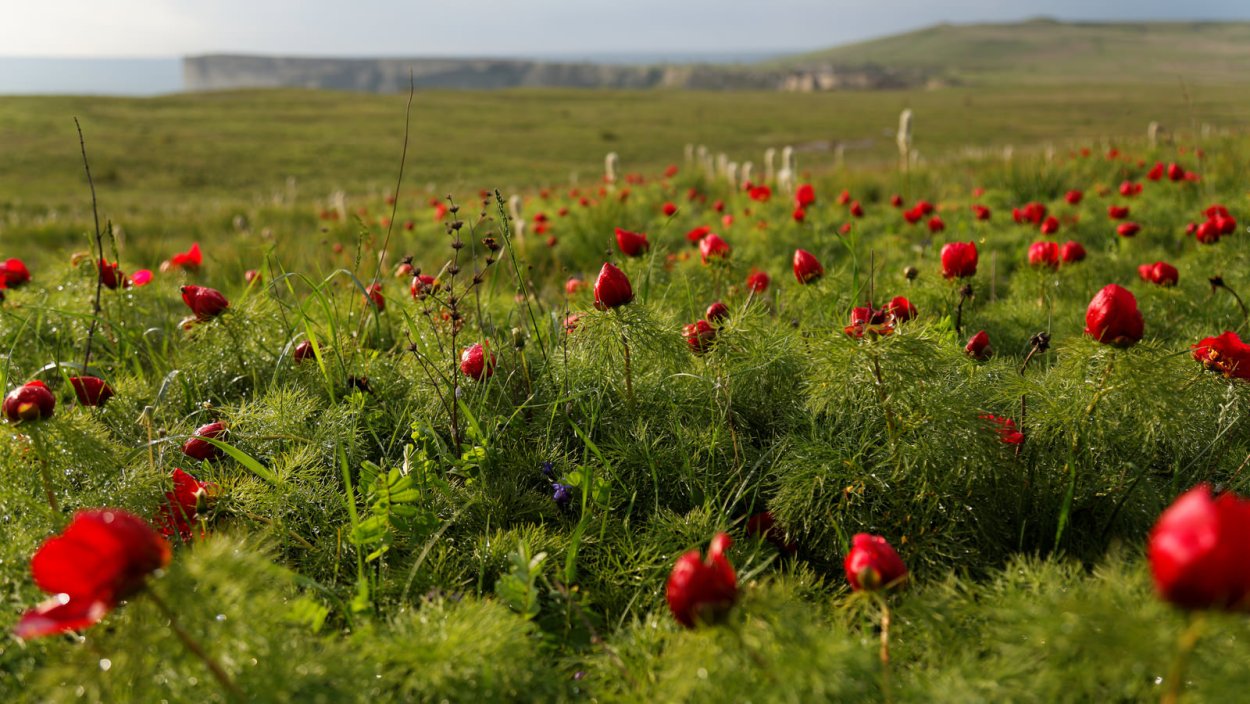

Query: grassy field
<box><xmin>1</xmin><ymin>83</ymin><xmax>1250</xmax><ymax>702</ymax></box>
<box><xmin>781</xmin><ymin>19</ymin><xmax>1250</xmax><ymax>86</ymax></box>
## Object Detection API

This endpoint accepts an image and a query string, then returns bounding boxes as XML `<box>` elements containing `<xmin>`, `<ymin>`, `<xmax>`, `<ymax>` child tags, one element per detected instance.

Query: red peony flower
<box><xmin>614</xmin><ymin>227</ymin><xmax>651</xmax><ymax>257</ymax></box>
<box><xmin>156</xmin><ymin>468</ymin><xmax>218</xmax><ymax>543</ymax></box>
<box><xmin>844</xmin><ymin>305</ymin><xmax>893</xmax><ymax>339</ymax></box>
<box><xmin>850</xmin><ymin>201</ymin><xmax>864</xmax><ymax>218</ymax></box>
<box><xmin>685</xmin><ymin>225</ymin><xmax>712</xmax><ymax>245</ymax></box>
<box><xmin>1</xmin><ymin>258</ymin><xmax>32</xmax><ymax>287</ymax></box>
<box><xmin>98</xmin><ymin>259</ymin><xmax>127</xmax><ymax>290</ymax></box>
<box><xmin>1149</xmin><ymin>485</ymin><xmax>1250</xmax><ymax>610</ymax></box>
<box><xmin>927</xmin><ymin>216</ymin><xmax>946</xmax><ymax>233</ymax></box>
<box><xmin>130</xmin><ymin>269</ymin><xmax>153</xmax><ymax>287</ymax></box>
<box><xmin>745</xmin><ymin>269</ymin><xmax>770</xmax><ymax>294</ymax></box>
<box><xmin>69</xmin><ymin>376</ymin><xmax>114</xmax><ymax>407</ymax></box>
<box><xmin>364</xmin><ymin>283</ymin><xmax>385</xmax><ymax>311</ymax></box>
<box><xmin>1064</xmin><ymin>190</ymin><xmax>1083</xmax><ymax>205</ymax></box>
<box><xmin>971</xmin><ymin>204</ymin><xmax>991</xmax><ymax>221</ymax></box>
<box><xmin>794</xmin><ymin>184</ymin><xmax>816</xmax><ymax>209</ymax></box>
<box><xmin>844</xmin><ymin>533</ymin><xmax>907</xmax><ymax>591</ymax></box>
<box><xmin>1117</xmin><ymin>222</ymin><xmax>1141</xmax><ymax>238</ymax></box>
<box><xmin>705</xmin><ymin>301</ymin><xmax>730</xmax><ymax>323</ymax></box>
<box><xmin>1107</xmin><ymin>205</ymin><xmax>1130</xmax><ymax>220</ymax></box>
<box><xmin>965</xmin><ymin>330</ymin><xmax>993</xmax><ymax>361</ymax></box>
<box><xmin>980</xmin><ymin>414</ymin><xmax>1024</xmax><ymax>444</ymax></box>
<box><xmin>1119</xmin><ymin>180</ymin><xmax>1142</xmax><ymax>197</ymax></box>
<box><xmin>747</xmin><ymin>185</ymin><xmax>771</xmax><ymax>203</ymax></box>
<box><xmin>699</xmin><ymin>234</ymin><xmax>731</xmax><ymax>263</ymax></box>
<box><xmin>459</xmin><ymin>343</ymin><xmax>496</xmax><ymax>380</ymax></box>
<box><xmin>244</xmin><ymin>269</ymin><xmax>262</xmax><ymax>285</ymax></box>
<box><xmin>793</xmin><ymin>249</ymin><xmax>824</xmax><ymax>284</ymax></box>
<box><xmin>3</xmin><ymin>380</ymin><xmax>55</xmax><ymax>422</ymax></box>
<box><xmin>903</xmin><ymin>206</ymin><xmax>924</xmax><ymax>225</ymax></box>
<box><xmin>1028</xmin><ymin>241</ymin><xmax>1060</xmax><ymax>269</ymax></box>
<box><xmin>1060</xmin><ymin>241</ymin><xmax>1087</xmax><ymax>263</ymax></box>
<box><xmin>1084</xmin><ymin>284</ymin><xmax>1143</xmax><ymax>347</ymax></box>
<box><xmin>1138</xmin><ymin>261</ymin><xmax>1178</xmax><ymax>287</ymax></box>
<box><xmin>940</xmin><ymin>242</ymin><xmax>978</xmax><ymax>279</ymax></box>
<box><xmin>15</xmin><ymin>509</ymin><xmax>171</xmax><ymax>639</ymax></box>
<box><xmin>667</xmin><ymin>533</ymin><xmax>738</xmax><ymax>627</ymax></box>
<box><xmin>1192</xmin><ymin>331</ymin><xmax>1250</xmax><ymax>380</ymax></box>
<box><xmin>293</xmin><ymin>340</ymin><xmax>317</xmax><ymax>364</ymax></box>
<box><xmin>890</xmin><ymin>194</ymin><xmax>904</xmax><ymax>208</ymax></box>
<box><xmin>682</xmin><ymin>320</ymin><xmax>716</xmax><ymax>354</ymax></box>
<box><xmin>884</xmin><ymin>296</ymin><xmax>917</xmax><ymax>323</ymax></box>
<box><xmin>662</xmin><ymin>202</ymin><xmax>678</xmax><ymax>217</ymax></box>
<box><xmin>1167</xmin><ymin>163</ymin><xmax>1186</xmax><ymax>182</ymax></box>
<box><xmin>1039</xmin><ymin>216</ymin><xmax>1060</xmax><ymax>235</ymax></box>
<box><xmin>163</xmin><ymin>243</ymin><xmax>202</xmax><ymax>272</ymax></box>
<box><xmin>410</xmin><ymin>273</ymin><xmax>438</xmax><ymax>299</ymax></box>
<box><xmin>1147</xmin><ymin>162</ymin><xmax>1165</xmax><ymax>181</ymax></box>
<box><xmin>183</xmin><ymin>421</ymin><xmax>227</xmax><ymax>461</ymax></box>
<box><xmin>180</xmin><ymin>285</ymin><xmax>229</xmax><ymax>321</ymax></box>
<box><xmin>594</xmin><ymin>262</ymin><xmax>634</xmax><ymax>310</ymax></box>
<box><xmin>746</xmin><ymin>511</ymin><xmax>797</xmax><ymax>555</ymax></box>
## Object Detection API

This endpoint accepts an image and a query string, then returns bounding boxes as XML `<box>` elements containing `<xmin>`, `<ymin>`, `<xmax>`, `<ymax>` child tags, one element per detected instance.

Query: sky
<box><xmin>3</xmin><ymin>0</ymin><xmax>1249</xmax><ymax>58</ymax></box>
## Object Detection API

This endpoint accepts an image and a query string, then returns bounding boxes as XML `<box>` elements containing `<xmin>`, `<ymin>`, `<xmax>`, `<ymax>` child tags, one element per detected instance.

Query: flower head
<box><xmin>1192</xmin><ymin>331</ymin><xmax>1250</xmax><ymax>380</ymax></box>
<box><xmin>180</xmin><ymin>285</ymin><xmax>229</xmax><ymax>321</ymax></box>
<box><xmin>844</xmin><ymin>533</ymin><xmax>907</xmax><ymax>591</ymax></box>
<box><xmin>1084</xmin><ymin>284</ymin><xmax>1143</xmax><ymax>347</ymax></box>
<box><xmin>614</xmin><ymin>227</ymin><xmax>650</xmax><ymax>257</ymax></box>
<box><xmin>667</xmin><ymin>533</ymin><xmax>737</xmax><ymax>628</ymax></box>
<box><xmin>156</xmin><ymin>469</ymin><xmax>219</xmax><ymax>543</ymax></box>
<box><xmin>459</xmin><ymin>343</ymin><xmax>496</xmax><ymax>381</ymax></box>
<box><xmin>1</xmin><ymin>258</ymin><xmax>31</xmax><ymax>288</ymax></box>
<box><xmin>698</xmin><ymin>234</ymin><xmax>731</xmax><ymax>264</ymax></box>
<box><xmin>940</xmin><ymin>242</ymin><xmax>978</xmax><ymax>279</ymax></box>
<box><xmin>965</xmin><ymin>330</ymin><xmax>993</xmax><ymax>361</ymax></box>
<box><xmin>183</xmin><ymin>421</ymin><xmax>227</xmax><ymax>461</ymax></box>
<box><xmin>15</xmin><ymin>509</ymin><xmax>170</xmax><ymax>639</ymax></box>
<box><xmin>793</xmin><ymin>249</ymin><xmax>824</xmax><ymax>284</ymax></box>
<box><xmin>593</xmin><ymin>262</ymin><xmax>634</xmax><ymax>310</ymax></box>
<box><xmin>682</xmin><ymin>320</ymin><xmax>716</xmax><ymax>355</ymax></box>
<box><xmin>3</xmin><ymin>380</ymin><xmax>55</xmax><ymax>422</ymax></box>
<box><xmin>1149</xmin><ymin>485</ymin><xmax>1250</xmax><ymax>611</ymax></box>
<box><xmin>69</xmin><ymin>376</ymin><xmax>114</xmax><ymax>407</ymax></box>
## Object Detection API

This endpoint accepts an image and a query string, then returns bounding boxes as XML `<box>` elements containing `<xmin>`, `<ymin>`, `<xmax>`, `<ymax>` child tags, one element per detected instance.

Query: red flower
<box><xmin>745</xmin><ymin>269</ymin><xmax>770</xmax><ymax>294</ymax></box>
<box><xmin>971</xmin><ymin>204</ymin><xmax>991</xmax><ymax>221</ymax></box>
<box><xmin>1</xmin><ymin>258</ymin><xmax>31</xmax><ymax>287</ymax></box>
<box><xmin>850</xmin><ymin>201</ymin><xmax>864</xmax><ymax>218</ymax></box>
<box><xmin>15</xmin><ymin>509</ymin><xmax>171</xmax><ymax>639</ymax></box>
<box><xmin>705</xmin><ymin>301</ymin><xmax>730</xmax><ymax>323</ymax></box>
<box><xmin>244</xmin><ymin>269</ymin><xmax>262</xmax><ymax>285</ymax></box>
<box><xmin>69</xmin><ymin>376</ymin><xmax>114</xmax><ymax>407</ymax></box>
<box><xmin>965</xmin><ymin>330</ymin><xmax>993</xmax><ymax>361</ymax></box>
<box><xmin>410</xmin><ymin>274</ymin><xmax>438</xmax><ymax>299</ymax></box>
<box><xmin>593</xmin><ymin>262</ymin><xmax>634</xmax><ymax>310</ymax></box>
<box><xmin>180</xmin><ymin>285</ymin><xmax>229</xmax><ymax>321</ymax></box>
<box><xmin>794</xmin><ymin>184</ymin><xmax>816</xmax><ymax>209</ymax></box>
<box><xmin>685</xmin><ymin>225</ymin><xmax>712</xmax><ymax>245</ymax></box>
<box><xmin>746</xmin><ymin>512</ymin><xmax>797</xmax><ymax>555</ymax></box>
<box><xmin>836</xmin><ymin>189</ymin><xmax>851</xmax><ymax>205</ymax></box>
<box><xmin>793</xmin><ymin>249</ymin><xmax>824</xmax><ymax>284</ymax></box>
<box><xmin>980</xmin><ymin>414</ymin><xmax>1024</xmax><ymax>444</ymax></box>
<box><xmin>98</xmin><ymin>259</ymin><xmax>127</xmax><ymax>290</ymax></box>
<box><xmin>614</xmin><ymin>227</ymin><xmax>651</xmax><ymax>257</ymax></box>
<box><xmin>1119</xmin><ymin>180</ymin><xmax>1142</xmax><ymax>197</ymax></box>
<box><xmin>844</xmin><ymin>533</ymin><xmax>907</xmax><ymax>591</ymax></box>
<box><xmin>1116</xmin><ymin>222</ymin><xmax>1141</xmax><ymax>238</ymax></box>
<box><xmin>844</xmin><ymin>305</ymin><xmax>893</xmax><ymax>339</ymax></box>
<box><xmin>1149</xmin><ymin>485</ymin><xmax>1250</xmax><ymax>610</ymax></box>
<box><xmin>699</xmin><ymin>234</ymin><xmax>731</xmax><ymax>263</ymax></box>
<box><xmin>792</xmin><ymin>207</ymin><xmax>806</xmax><ymax>223</ymax></box>
<box><xmin>1192</xmin><ymin>331</ymin><xmax>1250</xmax><ymax>380</ymax></box>
<box><xmin>667</xmin><ymin>533</ymin><xmax>738</xmax><ymax>627</ymax></box>
<box><xmin>1167</xmin><ymin>163</ymin><xmax>1186</xmax><ymax>181</ymax></box>
<box><xmin>183</xmin><ymin>421</ymin><xmax>227</xmax><ymax>461</ymax></box>
<box><xmin>156</xmin><ymin>469</ymin><xmax>218</xmax><ymax>543</ymax></box>
<box><xmin>889</xmin><ymin>194</ymin><xmax>904</xmax><ymax>208</ymax></box>
<box><xmin>293</xmin><ymin>340</ymin><xmax>317</xmax><ymax>364</ymax></box>
<box><xmin>662</xmin><ymin>202</ymin><xmax>678</xmax><ymax>217</ymax></box>
<box><xmin>884</xmin><ymin>296</ymin><xmax>917</xmax><ymax>323</ymax></box>
<box><xmin>1060</xmin><ymin>241</ymin><xmax>1087</xmax><ymax>263</ymax></box>
<box><xmin>1028</xmin><ymin>241</ymin><xmax>1060</xmax><ymax>269</ymax></box>
<box><xmin>130</xmin><ymin>269</ymin><xmax>153</xmax><ymax>287</ymax></box>
<box><xmin>927</xmin><ymin>216</ymin><xmax>946</xmax><ymax>233</ymax></box>
<box><xmin>459</xmin><ymin>343</ymin><xmax>496</xmax><ymax>380</ymax></box>
<box><xmin>1138</xmin><ymin>261</ymin><xmax>1178</xmax><ymax>287</ymax></box>
<box><xmin>364</xmin><ymin>283</ymin><xmax>385</xmax><ymax>311</ymax></box>
<box><xmin>564</xmin><ymin>276</ymin><xmax>584</xmax><ymax>295</ymax></box>
<box><xmin>903</xmin><ymin>206</ymin><xmax>924</xmax><ymax>225</ymax></box>
<box><xmin>1039</xmin><ymin>216</ymin><xmax>1060</xmax><ymax>235</ymax></box>
<box><xmin>940</xmin><ymin>241</ymin><xmax>978</xmax><ymax>279</ymax></box>
<box><xmin>3</xmin><ymin>380</ymin><xmax>55</xmax><ymax>422</ymax></box>
<box><xmin>1195</xmin><ymin>221</ymin><xmax>1221</xmax><ymax>244</ymax></box>
<box><xmin>163</xmin><ymin>243</ymin><xmax>202</xmax><ymax>272</ymax></box>
<box><xmin>1084</xmin><ymin>284</ymin><xmax>1143</xmax><ymax>347</ymax></box>
<box><xmin>1107</xmin><ymin>205</ymin><xmax>1130</xmax><ymax>220</ymax></box>
<box><xmin>1147</xmin><ymin>162</ymin><xmax>1165</xmax><ymax>181</ymax></box>
<box><xmin>1064</xmin><ymin>190</ymin><xmax>1084</xmax><ymax>205</ymax></box>
<box><xmin>747</xmin><ymin>185</ymin><xmax>772</xmax><ymax>202</ymax></box>
<box><xmin>682</xmin><ymin>320</ymin><xmax>716</xmax><ymax>354</ymax></box>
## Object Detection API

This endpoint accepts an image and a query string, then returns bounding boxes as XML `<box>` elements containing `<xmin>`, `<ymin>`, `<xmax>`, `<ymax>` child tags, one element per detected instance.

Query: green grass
<box><xmin>779</xmin><ymin>19</ymin><xmax>1250</xmax><ymax>86</ymax></box>
<box><xmin>1</xmin><ymin>86</ymin><xmax>1250</xmax><ymax>701</ymax></box>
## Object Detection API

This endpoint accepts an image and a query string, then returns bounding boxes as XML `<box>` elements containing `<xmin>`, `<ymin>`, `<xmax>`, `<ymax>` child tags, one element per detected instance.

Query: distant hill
<box><xmin>775</xmin><ymin>18</ymin><xmax>1250</xmax><ymax>85</ymax></box>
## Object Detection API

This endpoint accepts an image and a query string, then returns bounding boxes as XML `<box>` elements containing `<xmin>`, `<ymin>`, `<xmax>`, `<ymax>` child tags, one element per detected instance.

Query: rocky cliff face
<box><xmin>183</xmin><ymin>55</ymin><xmax>926</xmax><ymax>92</ymax></box>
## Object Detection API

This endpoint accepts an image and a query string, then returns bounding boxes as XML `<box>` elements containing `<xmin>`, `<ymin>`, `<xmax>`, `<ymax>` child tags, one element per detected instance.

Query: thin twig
<box><xmin>74</xmin><ymin>118</ymin><xmax>105</xmax><ymax>371</ymax></box>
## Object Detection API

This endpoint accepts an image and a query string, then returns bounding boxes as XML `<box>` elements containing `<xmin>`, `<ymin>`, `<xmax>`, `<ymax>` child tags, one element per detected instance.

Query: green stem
<box><xmin>1054</xmin><ymin>351</ymin><xmax>1116</xmax><ymax>549</ymax></box>
<box><xmin>1161</xmin><ymin>613</ymin><xmax>1205</xmax><ymax>704</ymax></box>
<box><xmin>147</xmin><ymin>589</ymin><xmax>244</xmax><ymax>701</ymax></box>
<box><xmin>30</xmin><ymin>428</ymin><xmax>60</xmax><ymax>517</ymax></box>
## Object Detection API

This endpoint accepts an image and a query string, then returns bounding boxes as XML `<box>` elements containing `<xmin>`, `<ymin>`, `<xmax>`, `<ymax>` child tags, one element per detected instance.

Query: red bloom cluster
<box><xmin>1149</xmin><ymin>485</ymin><xmax>1250</xmax><ymax>611</ymax></box>
<box><xmin>844</xmin><ymin>297</ymin><xmax>915</xmax><ymax>339</ymax></box>
<box><xmin>1013</xmin><ymin>202</ymin><xmax>1047</xmax><ymax>226</ymax></box>
<box><xmin>1137</xmin><ymin>261</ymin><xmax>1178</xmax><ymax>287</ymax></box>
<box><xmin>1192</xmin><ymin>331</ymin><xmax>1250</xmax><ymax>380</ymax></box>
<box><xmin>667</xmin><ymin>533</ymin><xmax>738</xmax><ymax>627</ymax></box>
<box><xmin>15</xmin><ymin>509</ymin><xmax>170</xmax><ymax>639</ymax></box>
<box><xmin>1191</xmin><ymin>205</ymin><xmax>1238</xmax><ymax>245</ymax></box>
<box><xmin>980</xmin><ymin>414</ymin><xmax>1024</xmax><ymax>444</ymax></box>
